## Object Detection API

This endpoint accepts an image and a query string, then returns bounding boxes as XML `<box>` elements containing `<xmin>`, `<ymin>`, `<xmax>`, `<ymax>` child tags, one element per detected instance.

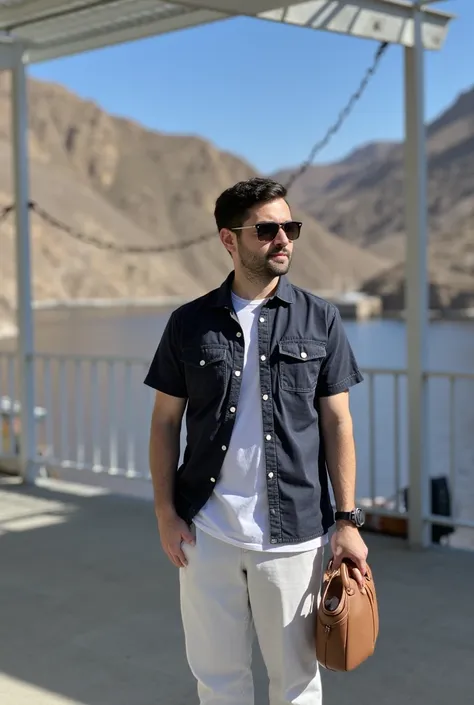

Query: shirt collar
<box><xmin>211</xmin><ymin>271</ymin><xmax>295</xmax><ymax>308</ymax></box>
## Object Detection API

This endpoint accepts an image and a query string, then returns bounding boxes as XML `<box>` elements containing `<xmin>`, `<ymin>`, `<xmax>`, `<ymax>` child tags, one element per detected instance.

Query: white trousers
<box><xmin>179</xmin><ymin>526</ymin><xmax>325</xmax><ymax>705</ymax></box>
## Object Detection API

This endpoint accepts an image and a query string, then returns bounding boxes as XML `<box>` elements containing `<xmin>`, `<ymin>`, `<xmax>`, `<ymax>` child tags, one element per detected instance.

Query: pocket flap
<box><xmin>278</xmin><ymin>340</ymin><xmax>326</xmax><ymax>362</ymax></box>
<box><xmin>181</xmin><ymin>345</ymin><xmax>228</xmax><ymax>368</ymax></box>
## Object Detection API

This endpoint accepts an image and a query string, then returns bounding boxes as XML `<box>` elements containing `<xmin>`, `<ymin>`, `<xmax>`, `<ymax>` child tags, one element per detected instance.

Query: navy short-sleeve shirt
<box><xmin>144</xmin><ymin>272</ymin><xmax>363</xmax><ymax>545</ymax></box>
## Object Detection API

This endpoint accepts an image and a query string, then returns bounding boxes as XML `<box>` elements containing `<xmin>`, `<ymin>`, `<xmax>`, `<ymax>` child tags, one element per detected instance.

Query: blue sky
<box><xmin>28</xmin><ymin>0</ymin><xmax>472</xmax><ymax>174</ymax></box>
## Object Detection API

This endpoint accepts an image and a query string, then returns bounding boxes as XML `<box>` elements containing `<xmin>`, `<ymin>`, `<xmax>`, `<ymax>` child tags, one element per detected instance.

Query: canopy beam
<box><xmin>0</xmin><ymin>1</ymin><xmax>454</xmax><ymax>64</ymax></box>
<box><xmin>259</xmin><ymin>0</ymin><xmax>453</xmax><ymax>49</ymax></box>
<box><xmin>404</xmin><ymin>4</ymin><xmax>430</xmax><ymax>549</ymax></box>
<box><xmin>10</xmin><ymin>43</ymin><xmax>37</xmax><ymax>483</ymax></box>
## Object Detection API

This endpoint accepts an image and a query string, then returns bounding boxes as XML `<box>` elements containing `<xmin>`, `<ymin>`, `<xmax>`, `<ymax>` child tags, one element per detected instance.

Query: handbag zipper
<box><xmin>324</xmin><ymin>624</ymin><xmax>331</xmax><ymax>667</ymax></box>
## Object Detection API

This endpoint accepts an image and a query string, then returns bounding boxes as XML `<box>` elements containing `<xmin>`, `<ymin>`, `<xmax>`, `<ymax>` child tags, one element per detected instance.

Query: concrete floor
<box><xmin>1</xmin><ymin>474</ymin><xmax>473</xmax><ymax>705</ymax></box>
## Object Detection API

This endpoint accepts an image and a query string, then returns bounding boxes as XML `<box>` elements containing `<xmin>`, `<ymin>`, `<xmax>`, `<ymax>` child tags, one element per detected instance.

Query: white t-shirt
<box><xmin>193</xmin><ymin>292</ymin><xmax>328</xmax><ymax>553</ymax></box>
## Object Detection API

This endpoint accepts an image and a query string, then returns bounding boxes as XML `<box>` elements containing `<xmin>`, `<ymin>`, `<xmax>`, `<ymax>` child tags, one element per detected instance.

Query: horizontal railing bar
<box><xmin>30</xmin><ymin>352</ymin><xmax>150</xmax><ymax>366</ymax></box>
<box><xmin>45</xmin><ymin>458</ymin><xmax>149</xmax><ymax>479</ymax></box>
<box><xmin>425</xmin><ymin>514</ymin><xmax>474</xmax><ymax>530</ymax></box>
<box><xmin>2</xmin><ymin>351</ymin><xmax>474</xmax><ymax>381</ymax></box>
<box><xmin>355</xmin><ymin>506</ymin><xmax>474</xmax><ymax>532</ymax></box>
<box><xmin>358</xmin><ymin>507</ymin><xmax>406</xmax><ymax>519</ymax></box>
<box><xmin>423</xmin><ymin>371</ymin><xmax>474</xmax><ymax>381</ymax></box>
<box><xmin>15</xmin><ymin>354</ymin><xmax>474</xmax><ymax>381</ymax></box>
<box><xmin>360</xmin><ymin>368</ymin><xmax>405</xmax><ymax>375</ymax></box>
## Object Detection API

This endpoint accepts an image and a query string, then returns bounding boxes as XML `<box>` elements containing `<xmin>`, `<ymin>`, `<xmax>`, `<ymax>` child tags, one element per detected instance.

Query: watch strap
<box><xmin>335</xmin><ymin>508</ymin><xmax>365</xmax><ymax>527</ymax></box>
<box><xmin>335</xmin><ymin>511</ymin><xmax>353</xmax><ymax>521</ymax></box>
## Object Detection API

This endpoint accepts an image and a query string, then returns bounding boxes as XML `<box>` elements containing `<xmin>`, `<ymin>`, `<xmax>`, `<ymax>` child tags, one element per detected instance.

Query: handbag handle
<box><xmin>326</xmin><ymin>559</ymin><xmax>356</xmax><ymax>595</ymax></box>
<box><xmin>339</xmin><ymin>561</ymin><xmax>355</xmax><ymax>594</ymax></box>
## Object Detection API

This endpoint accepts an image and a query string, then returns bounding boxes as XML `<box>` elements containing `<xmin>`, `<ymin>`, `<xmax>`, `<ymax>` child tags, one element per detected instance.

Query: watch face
<box><xmin>354</xmin><ymin>508</ymin><xmax>365</xmax><ymax>527</ymax></box>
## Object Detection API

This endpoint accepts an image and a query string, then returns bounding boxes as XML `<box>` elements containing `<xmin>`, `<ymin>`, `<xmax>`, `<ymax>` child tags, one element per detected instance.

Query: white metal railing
<box><xmin>0</xmin><ymin>352</ymin><xmax>19</xmax><ymax>464</ymax></box>
<box><xmin>31</xmin><ymin>353</ymin><xmax>155</xmax><ymax>479</ymax></box>
<box><xmin>351</xmin><ymin>367</ymin><xmax>474</xmax><ymax>533</ymax></box>
<box><xmin>1</xmin><ymin>352</ymin><xmax>474</xmax><ymax>536</ymax></box>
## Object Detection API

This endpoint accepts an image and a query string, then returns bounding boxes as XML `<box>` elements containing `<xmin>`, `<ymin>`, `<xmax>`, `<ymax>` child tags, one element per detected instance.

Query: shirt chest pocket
<box><xmin>181</xmin><ymin>345</ymin><xmax>229</xmax><ymax>400</ymax></box>
<box><xmin>278</xmin><ymin>339</ymin><xmax>326</xmax><ymax>393</ymax></box>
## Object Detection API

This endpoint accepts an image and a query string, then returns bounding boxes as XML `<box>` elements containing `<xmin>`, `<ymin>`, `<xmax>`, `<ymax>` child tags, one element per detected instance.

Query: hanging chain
<box><xmin>0</xmin><ymin>41</ymin><xmax>388</xmax><ymax>254</ymax></box>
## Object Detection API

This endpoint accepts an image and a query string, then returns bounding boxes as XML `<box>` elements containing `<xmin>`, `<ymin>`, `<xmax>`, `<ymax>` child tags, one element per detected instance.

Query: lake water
<box><xmin>1</xmin><ymin>306</ymin><xmax>474</xmax><ymax>548</ymax></box>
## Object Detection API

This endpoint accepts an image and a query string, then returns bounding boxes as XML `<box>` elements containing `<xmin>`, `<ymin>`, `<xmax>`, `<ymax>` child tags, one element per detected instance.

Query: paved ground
<box><xmin>1</xmin><ymin>474</ymin><xmax>473</xmax><ymax>705</ymax></box>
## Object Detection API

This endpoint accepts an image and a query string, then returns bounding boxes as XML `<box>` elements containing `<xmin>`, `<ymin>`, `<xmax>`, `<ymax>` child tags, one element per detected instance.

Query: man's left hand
<box><xmin>330</xmin><ymin>524</ymin><xmax>368</xmax><ymax>591</ymax></box>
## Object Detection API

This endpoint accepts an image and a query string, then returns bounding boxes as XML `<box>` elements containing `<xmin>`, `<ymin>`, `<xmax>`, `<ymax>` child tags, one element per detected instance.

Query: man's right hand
<box><xmin>157</xmin><ymin>510</ymin><xmax>195</xmax><ymax>568</ymax></box>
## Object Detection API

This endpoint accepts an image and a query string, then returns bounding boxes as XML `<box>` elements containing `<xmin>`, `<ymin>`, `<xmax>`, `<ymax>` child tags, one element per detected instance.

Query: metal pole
<box><xmin>11</xmin><ymin>47</ymin><xmax>37</xmax><ymax>483</ymax></box>
<box><xmin>403</xmin><ymin>5</ymin><xmax>430</xmax><ymax>548</ymax></box>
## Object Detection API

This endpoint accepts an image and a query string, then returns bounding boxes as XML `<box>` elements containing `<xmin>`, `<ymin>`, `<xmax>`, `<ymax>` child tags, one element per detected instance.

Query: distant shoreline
<box><xmin>31</xmin><ymin>297</ymin><xmax>474</xmax><ymax>321</ymax></box>
<box><xmin>33</xmin><ymin>296</ymin><xmax>194</xmax><ymax>310</ymax></box>
<box><xmin>1</xmin><ymin>296</ymin><xmax>474</xmax><ymax>342</ymax></box>
<box><xmin>382</xmin><ymin>308</ymin><xmax>474</xmax><ymax>321</ymax></box>
<box><xmin>0</xmin><ymin>297</ymin><xmax>194</xmax><ymax>341</ymax></box>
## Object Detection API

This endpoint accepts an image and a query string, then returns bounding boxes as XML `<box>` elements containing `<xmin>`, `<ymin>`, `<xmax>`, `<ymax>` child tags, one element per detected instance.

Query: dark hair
<box><xmin>214</xmin><ymin>177</ymin><xmax>288</xmax><ymax>232</ymax></box>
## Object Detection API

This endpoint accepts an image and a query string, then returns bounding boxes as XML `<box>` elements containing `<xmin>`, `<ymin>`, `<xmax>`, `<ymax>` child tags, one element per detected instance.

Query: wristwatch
<box><xmin>334</xmin><ymin>508</ymin><xmax>365</xmax><ymax>528</ymax></box>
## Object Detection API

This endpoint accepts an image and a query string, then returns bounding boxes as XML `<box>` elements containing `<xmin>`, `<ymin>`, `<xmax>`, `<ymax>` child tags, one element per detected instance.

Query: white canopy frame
<box><xmin>0</xmin><ymin>1</ymin><xmax>456</xmax><ymax>548</ymax></box>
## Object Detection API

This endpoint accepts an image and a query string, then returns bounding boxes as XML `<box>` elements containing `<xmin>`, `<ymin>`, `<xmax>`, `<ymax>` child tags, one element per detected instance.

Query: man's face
<box><xmin>232</xmin><ymin>198</ymin><xmax>295</xmax><ymax>280</ymax></box>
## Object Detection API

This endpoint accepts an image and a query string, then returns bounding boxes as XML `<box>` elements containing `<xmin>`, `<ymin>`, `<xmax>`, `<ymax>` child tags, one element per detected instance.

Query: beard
<box><xmin>236</xmin><ymin>242</ymin><xmax>292</xmax><ymax>282</ymax></box>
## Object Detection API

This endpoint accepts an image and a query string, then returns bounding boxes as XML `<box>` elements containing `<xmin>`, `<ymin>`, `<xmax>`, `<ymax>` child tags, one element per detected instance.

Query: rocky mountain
<box><xmin>0</xmin><ymin>72</ymin><xmax>386</xmax><ymax>335</ymax></box>
<box><xmin>2</xmin><ymin>71</ymin><xmax>472</xmax><ymax>328</ymax></box>
<box><xmin>362</xmin><ymin>209</ymin><xmax>474</xmax><ymax>312</ymax></box>
<box><xmin>275</xmin><ymin>86</ymin><xmax>474</xmax><ymax>311</ymax></box>
<box><xmin>276</xmin><ymin>85</ymin><xmax>474</xmax><ymax>248</ymax></box>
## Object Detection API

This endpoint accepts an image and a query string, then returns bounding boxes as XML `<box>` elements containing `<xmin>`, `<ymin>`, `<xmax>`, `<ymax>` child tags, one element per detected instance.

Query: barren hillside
<box><xmin>0</xmin><ymin>72</ymin><xmax>387</xmax><ymax>334</ymax></box>
<box><xmin>274</xmin><ymin>85</ymin><xmax>474</xmax><ymax>310</ymax></box>
<box><xmin>275</xmin><ymin>86</ymin><xmax>474</xmax><ymax>248</ymax></box>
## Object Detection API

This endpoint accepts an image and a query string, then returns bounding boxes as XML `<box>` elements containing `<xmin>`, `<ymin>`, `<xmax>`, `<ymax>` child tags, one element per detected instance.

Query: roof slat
<box><xmin>0</xmin><ymin>0</ymin><xmax>455</xmax><ymax>64</ymax></box>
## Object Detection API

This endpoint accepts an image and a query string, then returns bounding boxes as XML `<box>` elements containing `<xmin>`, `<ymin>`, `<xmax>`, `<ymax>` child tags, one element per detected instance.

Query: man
<box><xmin>144</xmin><ymin>177</ymin><xmax>368</xmax><ymax>705</ymax></box>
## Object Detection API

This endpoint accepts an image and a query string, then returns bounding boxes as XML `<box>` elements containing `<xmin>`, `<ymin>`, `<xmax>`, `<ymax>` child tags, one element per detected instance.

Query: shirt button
<box><xmin>236</xmin><ymin>332</ymin><xmax>242</xmax><ymax>338</ymax></box>
<box><xmin>271</xmin><ymin>539</ymin><xmax>277</xmax><ymax>544</ymax></box>
<box><xmin>210</xmin><ymin>477</ymin><xmax>216</xmax><ymax>483</ymax></box>
<box><xmin>221</xmin><ymin>445</ymin><xmax>227</xmax><ymax>451</ymax></box>
<box><xmin>259</xmin><ymin>317</ymin><xmax>265</xmax><ymax>323</ymax></box>
<box><xmin>300</xmin><ymin>351</ymin><xmax>308</xmax><ymax>359</ymax></box>
<box><xmin>262</xmin><ymin>394</ymin><xmax>269</xmax><ymax>401</ymax></box>
<box><xmin>271</xmin><ymin>509</ymin><xmax>276</xmax><ymax>516</ymax></box>
<box><xmin>268</xmin><ymin>472</ymin><xmax>274</xmax><ymax>479</ymax></box>
<box><xmin>200</xmin><ymin>360</ymin><xmax>206</xmax><ymax>366</ymax></box>
<box><xmin>265</xmin><ymin>434</ymin><xmax>272</xmax><ymax>441</ymax></box>
<box><xmin>230</xmin><ymin>407</ymin><xmax>236</xmax><ymax>413</ymax></box>
<box><xmin>260</xmin><ymin>355</ymin><xmax>266</xmax><ymax>362</ymax></box>
<box><xmin>235</xmin><ymin>370</ymin><xmax>241</xmax><ymax>377</ymax></box>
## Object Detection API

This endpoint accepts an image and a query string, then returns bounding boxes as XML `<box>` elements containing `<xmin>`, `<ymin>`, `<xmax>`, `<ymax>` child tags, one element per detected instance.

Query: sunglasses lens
<box><xmin>283</xmin><ymin>222</ymin><xmax>301</xmax><ymax>240</ymax></box>
<box><xmin>256</xmin><ymin>222</ymin><xmax>302</xmax><ymax>241</ymax></box>
<box><xmin>256</xmin><ymin>222</ymin><xmax>280</xmax><ymax>241</ymax></box>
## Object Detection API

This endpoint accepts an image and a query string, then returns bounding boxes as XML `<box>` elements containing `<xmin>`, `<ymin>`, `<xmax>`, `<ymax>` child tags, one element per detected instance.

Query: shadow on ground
<box><xmin>1</xmin><ymin>475</ymin><xmax>473</xmax><ymax>705</ymax></box>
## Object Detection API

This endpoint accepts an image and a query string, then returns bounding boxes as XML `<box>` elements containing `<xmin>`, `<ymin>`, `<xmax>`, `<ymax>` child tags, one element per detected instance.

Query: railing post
<box><xmin>11</xmin><ymin>45</ymin><xmax>37</xmax><ymax>483</ymax></box>
<box><xmin>403</xmin><ymin>5</ymin><xmax>430</xmax><ymax>548</ymax></box>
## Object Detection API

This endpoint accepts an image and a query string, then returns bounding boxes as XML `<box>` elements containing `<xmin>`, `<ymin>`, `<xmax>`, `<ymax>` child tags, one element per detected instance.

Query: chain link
<box><xmin>284</xmin><ymin>41</ymin><xmax>388</xmax><ymax>190</ymax></box>
<box><xmin>31</xmin><ymin>201</ymin><xmax>220</xmax><ymax>252</ymax></box>
<box><xmin>0</xmin><ymin>41</ymin><xmax>388</xmax><ymax>254</ymax></box>
<box><xmin>0</xmin><ymin>204</ymin><xmax>14</xmax><ymax>223</ymax></box>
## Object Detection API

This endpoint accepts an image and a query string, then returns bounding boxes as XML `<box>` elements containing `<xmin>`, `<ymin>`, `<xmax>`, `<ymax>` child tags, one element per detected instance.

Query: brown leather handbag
<box><xmin>316</xmin><ymin>559</ymin><xmax>379</xmax><ymax>672</ymax></box>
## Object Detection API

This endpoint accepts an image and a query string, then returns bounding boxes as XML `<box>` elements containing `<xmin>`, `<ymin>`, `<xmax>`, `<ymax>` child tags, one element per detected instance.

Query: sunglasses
<box><xmin>231</xmin><ymin>220</ymin><xmax>302</xmax><ymax>242</ymax></box>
